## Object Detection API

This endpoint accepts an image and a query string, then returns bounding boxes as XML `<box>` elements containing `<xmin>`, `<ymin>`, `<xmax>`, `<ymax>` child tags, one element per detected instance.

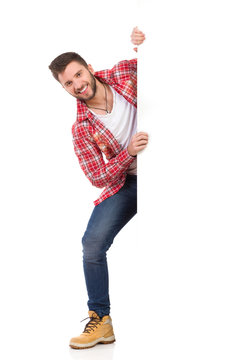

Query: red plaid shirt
<box><xmin>72</xmin><ymin>59</ymin><xmax>137</xmax><ymax>206</ymax></box>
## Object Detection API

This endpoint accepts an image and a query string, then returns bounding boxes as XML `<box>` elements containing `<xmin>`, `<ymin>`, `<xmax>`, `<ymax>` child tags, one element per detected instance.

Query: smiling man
<box><xmin>61</xmin><ymin>61</ymin><xmax>96</xmax><ymax>100</ymax></box>
<box><xmin>49</xmin><ymin>27</ymin><xmax>147</xmax><ymax>350</ymax></box>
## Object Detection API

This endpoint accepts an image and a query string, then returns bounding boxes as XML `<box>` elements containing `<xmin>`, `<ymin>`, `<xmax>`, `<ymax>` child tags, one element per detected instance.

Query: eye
<box><xmin>76</xmin><ymin>72</ymin><xmax>81</xmax><ymax>77</ymax></box>
<box><xmin>65</xmin><ymin>81</ymin><xmax>72</xmax><ymax>87</ymax></box>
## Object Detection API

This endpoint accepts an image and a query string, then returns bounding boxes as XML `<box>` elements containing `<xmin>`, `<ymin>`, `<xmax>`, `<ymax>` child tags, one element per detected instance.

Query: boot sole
<box><xmin>69</xmin><ymin>335</ymin><xmax>116</xmax><ymax>349</ymax></box>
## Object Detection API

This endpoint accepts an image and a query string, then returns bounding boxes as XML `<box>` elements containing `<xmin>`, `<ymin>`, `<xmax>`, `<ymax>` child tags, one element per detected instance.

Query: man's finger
<box><xmin>135</xmin><ymin>133</ymin><xmax>149</xmax><ymax>139</ymax></box>
<box><xmin>135</xmin><ymin>140</ymin><xmax>148</xmax><ymax>146</ymax></box>
<box><xmin>135</xmin><ymin>131</ymin><xmax>148</xmax><ymax>136</ymax></box>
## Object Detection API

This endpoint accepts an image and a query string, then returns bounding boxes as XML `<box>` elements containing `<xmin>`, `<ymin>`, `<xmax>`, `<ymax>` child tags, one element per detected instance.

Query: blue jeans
<box><xmin>82</xmin><ymin>174</ymin><xmax>137</xmax><ymax>318</ymax></box>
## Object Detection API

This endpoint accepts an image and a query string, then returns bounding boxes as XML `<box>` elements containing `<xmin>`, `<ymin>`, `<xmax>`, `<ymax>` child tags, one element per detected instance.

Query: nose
<box><xmin>73</xmin><ymin>79</ymin><xmax>82</xmax><ymax>91</ymax></box>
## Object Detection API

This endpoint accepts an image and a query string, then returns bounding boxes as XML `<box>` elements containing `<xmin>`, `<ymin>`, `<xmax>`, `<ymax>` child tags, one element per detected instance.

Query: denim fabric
<box><xmin>82</xmin><ymin>175</ymin><xmax>137</xmax><ymax>317</ymax></box>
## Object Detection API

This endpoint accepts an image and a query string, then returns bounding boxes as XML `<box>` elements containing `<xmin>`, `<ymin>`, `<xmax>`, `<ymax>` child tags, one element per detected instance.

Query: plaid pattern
<box><xmin>72</xmin><ymin>59</ymin><xmax>137</xmax><ymax>206</ymax></box>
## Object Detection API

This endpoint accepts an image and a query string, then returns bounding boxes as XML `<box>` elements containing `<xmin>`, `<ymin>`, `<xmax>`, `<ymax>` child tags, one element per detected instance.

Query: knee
<box><xmin>82</xmin><ymin>231</ymin><xmax>109</xmax><ymax>261</ymax></box>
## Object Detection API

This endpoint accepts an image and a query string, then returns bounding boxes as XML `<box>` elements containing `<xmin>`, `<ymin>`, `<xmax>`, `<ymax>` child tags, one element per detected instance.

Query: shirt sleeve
<box><xmin>110</xmin><ymin>59</ymin><xmax>137</xmax><ymax>83</ymax></box>
<box><xmin>72</xmin><ymin>125</ymin><xmax>135</xmax><ymax>189</ymax></box>
<box><xmin>95</xmin><ymin>59</ymin><xmax>137</xmax><ymax>83</ymax></box>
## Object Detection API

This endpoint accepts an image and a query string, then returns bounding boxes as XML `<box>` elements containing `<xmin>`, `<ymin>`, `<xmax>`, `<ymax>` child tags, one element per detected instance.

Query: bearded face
<box><xmin>58</xmin><ymin>61</ymin><xmax>97</xmax><ymax>101</ymax></box>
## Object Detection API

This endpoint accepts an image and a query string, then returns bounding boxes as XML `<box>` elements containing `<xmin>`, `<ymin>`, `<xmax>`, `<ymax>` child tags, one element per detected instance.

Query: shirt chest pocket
<box><xmin>93</xmin><ymin>132</ymin><xmax>116</xmax><ymax>160</ymax></box>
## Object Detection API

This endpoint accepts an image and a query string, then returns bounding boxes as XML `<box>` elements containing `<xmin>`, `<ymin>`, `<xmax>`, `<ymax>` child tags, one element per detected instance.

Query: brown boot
<box><xmin>69</xmin><ymin>311</ymin><xmax>116</xmax><ymax>349</ymax></box>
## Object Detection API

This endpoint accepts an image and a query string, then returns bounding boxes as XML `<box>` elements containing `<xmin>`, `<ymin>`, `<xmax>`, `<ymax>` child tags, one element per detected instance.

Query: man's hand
<box><xmin>131</xmin><ymin>27</ymin><xmax>146</xmax><ymax>52</ymax></box>
<box><xmin>127</xmin><ymin>132</ymin><xmax>149</xmax><ymax>157</ymax></box>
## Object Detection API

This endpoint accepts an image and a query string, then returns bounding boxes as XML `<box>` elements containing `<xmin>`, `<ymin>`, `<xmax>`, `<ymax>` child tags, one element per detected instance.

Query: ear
<box><xmin>88</xmin><ymin>64</ymin><xmax>95</xmax><ymax>74</ymax></box>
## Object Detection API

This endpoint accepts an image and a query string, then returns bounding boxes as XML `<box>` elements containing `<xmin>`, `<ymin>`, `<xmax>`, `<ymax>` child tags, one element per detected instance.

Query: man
<box><xmin>49</xmin><ymin>27</ymin><xmax>148</xmax><ymax>349</ymax></box>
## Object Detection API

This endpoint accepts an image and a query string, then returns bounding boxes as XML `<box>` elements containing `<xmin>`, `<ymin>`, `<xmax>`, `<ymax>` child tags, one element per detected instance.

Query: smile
<box><xmin>79</xmin><ymin>85</ymin><xmax>88</xmax><ymax>94</ymax></box>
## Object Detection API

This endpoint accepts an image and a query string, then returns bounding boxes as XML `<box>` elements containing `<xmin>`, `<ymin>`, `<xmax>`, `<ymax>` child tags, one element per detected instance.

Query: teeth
<box><xmin>80</xmin><ymin>85</ymin><xmax>87</xmax><ymax>93</ymax></box>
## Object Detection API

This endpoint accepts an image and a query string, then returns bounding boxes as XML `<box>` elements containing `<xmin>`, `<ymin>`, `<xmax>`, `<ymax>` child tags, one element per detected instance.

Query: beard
<box><xmin>75</xmin><ymin>71</ymin><xmax>96</xmax><ymax>101</ymax></box>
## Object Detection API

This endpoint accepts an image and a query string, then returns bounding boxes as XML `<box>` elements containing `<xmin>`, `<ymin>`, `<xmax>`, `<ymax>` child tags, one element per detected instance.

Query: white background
<box><xmin>0</xmin><ymin>1</ymin><xmax>240</xmax><ymax>359</ymax></box>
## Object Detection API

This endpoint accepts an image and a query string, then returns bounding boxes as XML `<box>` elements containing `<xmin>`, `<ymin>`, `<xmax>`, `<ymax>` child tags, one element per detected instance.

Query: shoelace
<box><xmin>81</xmin><ymin>316</ymin><xmax>102</xmax><ymax>334</ymax></box>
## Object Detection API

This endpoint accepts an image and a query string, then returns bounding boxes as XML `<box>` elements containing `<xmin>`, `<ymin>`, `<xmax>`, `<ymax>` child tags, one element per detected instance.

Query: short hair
<box><xmin>48</xmin><ymin>52</ymin><xmax>88</xmax><ymax>81</ymax></box>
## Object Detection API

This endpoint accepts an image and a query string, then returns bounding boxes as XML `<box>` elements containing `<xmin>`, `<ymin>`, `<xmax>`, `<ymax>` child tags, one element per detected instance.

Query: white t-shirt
<box><xmin>89</xmin><ymin>86</ymin><xmax>137</xmax><ymax>175</ymax></box>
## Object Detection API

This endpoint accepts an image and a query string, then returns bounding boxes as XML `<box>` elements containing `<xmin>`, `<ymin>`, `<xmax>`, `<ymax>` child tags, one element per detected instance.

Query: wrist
<box><xmin>127</xmin><ymin>147</ymin><xmax>137</xmax><ymax>157</ymax></box>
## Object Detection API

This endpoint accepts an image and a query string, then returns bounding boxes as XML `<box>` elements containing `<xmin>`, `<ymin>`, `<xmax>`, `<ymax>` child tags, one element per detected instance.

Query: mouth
<box><xmin>77</xmin><ymin>85</ymin><xmax>88</xmax><ymax>95</ymax></box>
